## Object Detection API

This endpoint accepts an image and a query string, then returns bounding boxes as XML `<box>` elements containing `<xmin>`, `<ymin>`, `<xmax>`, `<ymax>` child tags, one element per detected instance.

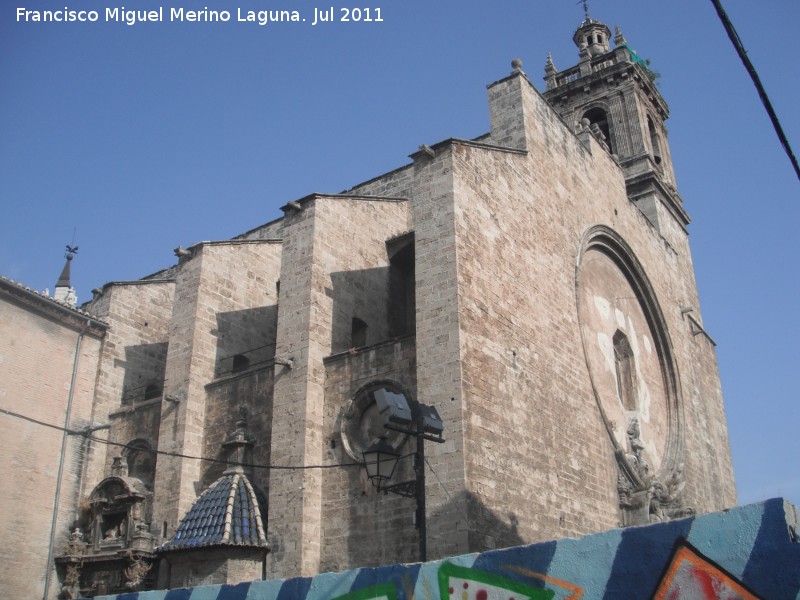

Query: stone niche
<box><xmin>56</xmin><ymin>459</ymin><xmax>156</xmax><ymax>598</ymax></box>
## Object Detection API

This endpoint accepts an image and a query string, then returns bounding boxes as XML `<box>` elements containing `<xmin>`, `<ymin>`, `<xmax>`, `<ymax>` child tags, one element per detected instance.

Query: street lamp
<box><xmin>361</xmin><ymin>388</ymin><xmax>445</xmax><ymax>562</ymax></box>
<box><xmin>362</xmin><ymin>438</ymin><xmax>401</xmax><ymax>483</ymax></box>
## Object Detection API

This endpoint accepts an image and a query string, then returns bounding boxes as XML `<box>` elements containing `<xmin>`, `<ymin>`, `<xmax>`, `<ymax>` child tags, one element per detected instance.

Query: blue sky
<box><xmin>1</xmin><ymin>0</ymin><xmax>797</xmax><ymax>508</ymax></box>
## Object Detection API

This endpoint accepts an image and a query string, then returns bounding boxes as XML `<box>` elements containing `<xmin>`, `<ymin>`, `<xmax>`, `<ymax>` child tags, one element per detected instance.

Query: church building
<box><xmin>0</xmin><ymin>12</ymin><xmax>737</xmax><ymax>598</ymax></box>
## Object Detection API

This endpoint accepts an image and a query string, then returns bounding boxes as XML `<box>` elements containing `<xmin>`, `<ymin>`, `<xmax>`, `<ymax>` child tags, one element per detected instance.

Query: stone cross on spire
<box><xmin>578</xmin><ymin>0</ymin><xmax>590</xmax><ymax>20</ymax></box>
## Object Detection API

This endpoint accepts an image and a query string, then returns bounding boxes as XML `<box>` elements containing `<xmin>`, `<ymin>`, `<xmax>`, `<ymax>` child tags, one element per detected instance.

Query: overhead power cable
<box><xmin>0</xmin><ymin>407</ymin><xmax>361</xmax><ymax>472</ymax></box>
<box><xmin>709</xmin><ymin>0</ymin><xmax>800</xmax><ymax>181</ymax></box>
<box><xmin>425</xmin><ymin>456</ymin><xmax>469</xmax><ymax>524</ymax></box>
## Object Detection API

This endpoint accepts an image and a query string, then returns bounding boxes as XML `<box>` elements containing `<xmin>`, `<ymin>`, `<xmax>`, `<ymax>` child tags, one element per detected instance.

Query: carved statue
<box><xmin>64</xmin><ymin>527</ymin><xmax>86</xmax><ymax>557</ymax></box>
<box><xmin>616</xmin><ymin>417</ymin><xmax>693</xmax><ymax>526</ymax></box>
<box><xmin>648</xmin><ymin>465</ymin><xmax>695</xmax><ymax>522</ymax></box>
<box><xmin>625</xmin><ymin>418</ymin><xmax>650</xmax><ymax>481</ymax></box>
<box><xmin>59</xmin><ymin>565</ymin><xmax>81</xmax><ymax>600</ymax></box>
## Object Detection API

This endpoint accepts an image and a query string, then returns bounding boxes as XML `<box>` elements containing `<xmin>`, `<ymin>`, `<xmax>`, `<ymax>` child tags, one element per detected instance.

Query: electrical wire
<box><xmin>425</xmin><ymin>456</ymin><xmax>469</xmax><ymax>525</ymax></box>
<box><xmin>0</xmin><ymin>407</ymin><xmax>362</xmax><ymax>472</ymax></box>
<box><xmin>709</xmin><ymin>0</ymin><xmax>800</xmax><ymax>181</ymax></box>
<box><xmin>4</xmin><ymin>405</ymin><xmax>473</xmax><ymax>522</ymax></box>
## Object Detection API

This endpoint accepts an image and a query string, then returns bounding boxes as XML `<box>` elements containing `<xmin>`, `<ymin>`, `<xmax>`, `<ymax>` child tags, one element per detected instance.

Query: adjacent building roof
<box><xmin>0</xmin><ymin>275</ymin><xmax>108</xmax><ymax>334</ymax></box>
<box><xmin>160</xmin><ymin>472</ymin><xmax>268</xmax><ymax>552</ymax></box>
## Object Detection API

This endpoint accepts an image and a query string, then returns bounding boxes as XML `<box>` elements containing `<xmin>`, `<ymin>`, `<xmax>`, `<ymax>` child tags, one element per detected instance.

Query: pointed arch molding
<box><xmin>576</xmin><ymin>225</ymin><xmax>690</xmax><ymax>525</ymax></box>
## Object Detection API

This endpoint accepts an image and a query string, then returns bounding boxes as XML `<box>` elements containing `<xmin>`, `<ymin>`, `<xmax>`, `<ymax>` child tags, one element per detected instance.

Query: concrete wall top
<box><xmin>95</xmin><ymin>498</ymin><xmax>799</xmax><ymax>600</ymax></box>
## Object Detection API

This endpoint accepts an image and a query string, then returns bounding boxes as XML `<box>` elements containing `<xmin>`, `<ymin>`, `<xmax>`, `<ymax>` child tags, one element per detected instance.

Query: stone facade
<box><xmin>0</xmin><ymin>277</ymin><xmax>107</xmax><ymax>599</ymax></box>
<box><xmin>0</xmin><ymin>15</ymin><xmax>737</xmax><ymax>599</ymax></box>
<box><xmin>151</xmin><ymin>240</ymin><xmax>282</xmax><ymax>538</ymax></box>
<box><xmin>87</xmin><ymin>279</ymin><xmax>175</xmax><ymax>490</ymax></box>
<box><xmin>163</xmin><ymin>548</ymin><xmax>267</xmax><ymax>589</ymax></box>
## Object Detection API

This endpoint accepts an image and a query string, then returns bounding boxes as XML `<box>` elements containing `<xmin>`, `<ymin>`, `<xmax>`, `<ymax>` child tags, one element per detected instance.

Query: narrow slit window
<box><xmin>351</xmin><ymin>318</ymin><xmax>368</xmax><ymax>348</ymax></box>
<box><xmin>144</xmin><ymin>383</ymin><xmax>161</xmax><ymax>401</ymax></box>
<box><xmin>613</xmin><ymin>330</ymin><xmax>638</xmax><ymax>411</ymax></box>
<box><xmin>232</xmin><ymin>354</ymin><xmax>250</xmax><ymax>373</ymax></box>
<box><xmin>648</xmin><ymin>116</ymin><xmax>662</xmax><ymax>164</ymax></box>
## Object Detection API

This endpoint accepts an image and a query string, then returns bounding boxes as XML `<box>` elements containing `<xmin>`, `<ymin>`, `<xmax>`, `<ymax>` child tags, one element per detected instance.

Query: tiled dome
<box><xmin>160</xmin><ymin>472</ymin><xmax>267</xmax><ymax>551</ymax></box>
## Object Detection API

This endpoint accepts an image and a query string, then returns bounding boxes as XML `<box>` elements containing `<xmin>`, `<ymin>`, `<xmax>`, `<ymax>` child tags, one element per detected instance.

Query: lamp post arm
<box><xmin>383</xmin><ymin>423</ymin><xmax>416</xmax><ymax>436</ymax></box>
<box><xmin>382</xmin><ymin>422</ymin><xmax>444</xmax><ymax>445</ymax></box>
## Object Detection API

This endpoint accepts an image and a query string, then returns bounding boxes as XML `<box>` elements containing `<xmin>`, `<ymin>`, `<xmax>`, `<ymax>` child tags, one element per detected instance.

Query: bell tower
<box><xmin>543</xmin><ymin>12</ymin><xmax>689</xmax><ymax>232</ymax></box>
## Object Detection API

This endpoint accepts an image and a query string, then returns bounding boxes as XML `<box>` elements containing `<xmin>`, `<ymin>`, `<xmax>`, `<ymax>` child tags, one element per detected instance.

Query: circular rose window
<box><xmin>576</xmin><ymin>226</ymin><xmax>681</xmax><ymax>479</ymax></box>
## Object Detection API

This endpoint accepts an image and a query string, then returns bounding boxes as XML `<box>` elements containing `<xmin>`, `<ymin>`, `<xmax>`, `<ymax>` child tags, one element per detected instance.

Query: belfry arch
<box><xmin>582</xmin><ymin>106</ymin><xmax>615</xmax><ymax>154</ymax></box>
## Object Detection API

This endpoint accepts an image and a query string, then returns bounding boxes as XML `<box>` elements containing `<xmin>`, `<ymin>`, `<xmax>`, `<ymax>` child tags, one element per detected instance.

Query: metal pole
<box><xmin>415</xmin><ymin>428</ymin><xmax>426</xmax><ymax>562</ymax></box>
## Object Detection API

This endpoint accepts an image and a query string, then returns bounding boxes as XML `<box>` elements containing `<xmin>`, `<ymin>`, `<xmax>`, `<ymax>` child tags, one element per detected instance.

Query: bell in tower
<box><xmin>542</xmin><ymin>11</ymin><xmax>689</xmax><ymax>233</ymax></box>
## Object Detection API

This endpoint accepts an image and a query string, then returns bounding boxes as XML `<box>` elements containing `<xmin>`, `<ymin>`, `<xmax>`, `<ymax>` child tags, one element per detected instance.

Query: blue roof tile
<box><xmin>160</xmin><ymin>472</ymin><xmax>267</xmax><ymax>552</ymax></box>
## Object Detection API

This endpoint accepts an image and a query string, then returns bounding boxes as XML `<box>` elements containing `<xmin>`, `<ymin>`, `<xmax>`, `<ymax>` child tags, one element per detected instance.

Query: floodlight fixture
<box><xmin>417</xmin><ymin>404</ymin><xmax>444</xmax><ymax>437</ymax></box>
<box><xmin>374</xmin><ymin>388</ymin><xmax>412</xmax><ymax>427</ymax></box>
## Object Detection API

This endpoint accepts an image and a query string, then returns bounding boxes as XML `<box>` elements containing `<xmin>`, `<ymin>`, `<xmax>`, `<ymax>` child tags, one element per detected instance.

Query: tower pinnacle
<box><xmin>573</xmin><ymin>13</ymin><xmax>612</xmax><ymax>56</ymax></box>
<box><xmin>543</xmin><ymin>15</ymin><xmax>688</xmax><ymax>232</ymax></box>
<box><xmin>54</xmin><ymin>245</ymin><xmax>78</xmax><ymax>306</ymax></box>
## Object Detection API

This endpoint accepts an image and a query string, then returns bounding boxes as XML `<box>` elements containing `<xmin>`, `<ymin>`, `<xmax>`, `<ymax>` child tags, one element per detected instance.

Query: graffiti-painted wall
<box><xmin>98</xmin><ymin>498</ymin><xmax>799</xmax><ymax>600</ymax></box>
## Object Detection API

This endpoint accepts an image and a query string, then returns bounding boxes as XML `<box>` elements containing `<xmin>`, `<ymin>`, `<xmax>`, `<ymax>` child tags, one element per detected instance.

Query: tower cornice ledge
<box><xmin>548</xmin><ymin>61</ymin><xmax>668</xmax><ymax>116</ymax></box>
<box><xmin>280</xmin><ymin>192</ymin><xmax>409</xmax><ymax>213</ymax></box>
<box><xmin>626</xmin><ymin>171</ymin><xmax>690</xmax><ymax>228</ymax></box>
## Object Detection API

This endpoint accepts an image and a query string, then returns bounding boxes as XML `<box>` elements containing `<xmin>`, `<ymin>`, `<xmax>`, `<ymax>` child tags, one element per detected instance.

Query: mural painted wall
<box><xmin>97</xmin><ymin>498</ymin><xmax>799</xmax><ymax>600</ymax></box>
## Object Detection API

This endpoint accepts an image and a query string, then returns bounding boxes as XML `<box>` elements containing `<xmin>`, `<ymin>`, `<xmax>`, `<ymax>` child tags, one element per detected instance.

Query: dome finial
<box><xmin>223</xmin><ymin>406</ymin><xmax>254</xmax><ymax>474</ymax></box>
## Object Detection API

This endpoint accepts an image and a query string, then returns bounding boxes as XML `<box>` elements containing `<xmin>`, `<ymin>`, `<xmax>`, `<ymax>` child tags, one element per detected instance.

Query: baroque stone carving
<box><xmin>59</xmin><ymin>564</ymin><xmax>81</xmax><ymax>600</ymax></box>
<box><xmin>123</xmin><ymin>551</ymin><xmax>152</xmax><ymax>591</ymax></box>
<box><xmin>616</xmin><ymin>417</ymin><xmax>694</xmax><ymax>525</ymax></box>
